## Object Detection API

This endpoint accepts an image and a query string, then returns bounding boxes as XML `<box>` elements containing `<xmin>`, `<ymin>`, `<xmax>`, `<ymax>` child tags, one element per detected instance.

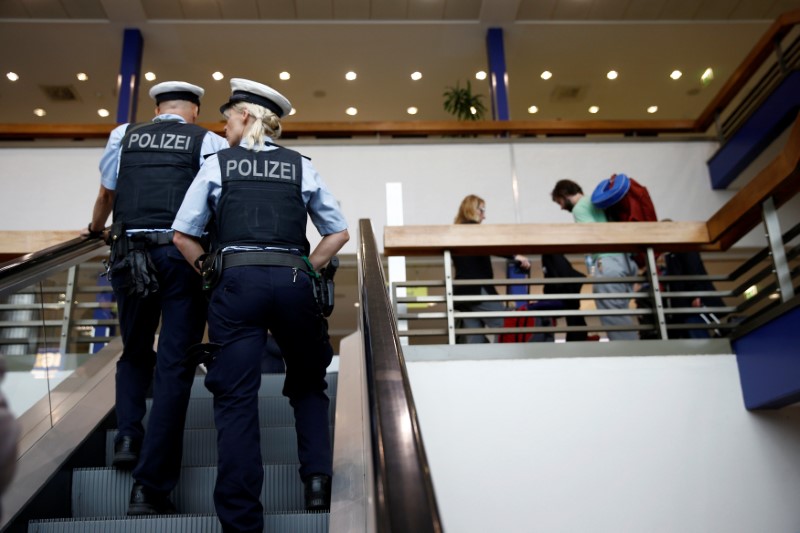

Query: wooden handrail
<box><xmin>0</xmin><ymin>9</ymin><xmax>797</xmax><ymax>141</ymax></box>
<box><xmin>384</xmin><ymin>115</ymin><xmax>800</xmax><ymax>257</ymax></box>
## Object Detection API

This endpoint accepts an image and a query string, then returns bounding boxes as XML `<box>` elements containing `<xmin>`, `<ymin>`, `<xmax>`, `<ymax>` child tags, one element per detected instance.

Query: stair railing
<box><xmin>356</xmin><ymin>219</ymin><xmax>443</xmax><ymax>532</ymax></box>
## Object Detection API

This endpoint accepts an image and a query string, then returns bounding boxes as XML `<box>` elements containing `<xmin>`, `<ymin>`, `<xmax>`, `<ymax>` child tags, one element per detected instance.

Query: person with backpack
<box><xmin>551</xmin><ymin>179</ymin><xmax>639</xmax><ymax>341</ymax></box>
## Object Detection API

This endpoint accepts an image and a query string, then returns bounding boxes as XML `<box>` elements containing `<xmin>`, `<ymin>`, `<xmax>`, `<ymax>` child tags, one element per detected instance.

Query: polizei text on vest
<box><xmin>127</xmin><ymin>133</ymin><xmax>193</xmax><ymax>151</ymax></box>
<box><xmin>226</xmin><ymin>159</ymin><xmax>297</xmax><ymax>181</ymax></box>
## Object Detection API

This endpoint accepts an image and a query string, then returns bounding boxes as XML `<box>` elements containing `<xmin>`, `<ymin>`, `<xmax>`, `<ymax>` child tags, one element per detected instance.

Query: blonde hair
<box><xmin>233</xmin><ymin>101</ymin><xmax>282</xmax><ymax>151</ymax></box>
<box><xmin>454</xmin><ymin>194</ymin><xmax>485</xmax><ymax>224</ymax></box>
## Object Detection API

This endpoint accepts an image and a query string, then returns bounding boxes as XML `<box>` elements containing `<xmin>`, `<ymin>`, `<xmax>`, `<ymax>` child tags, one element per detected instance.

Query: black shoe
<box><xmin>112</xmin><ymin>436</ymin><xmax>140</xmax><ymax>470</ymax></box>
<box><xmin>127</xmin><ymin>483</ymin><xmax>178</xmax><ymax>515</ymax></box>
<box><xmin>304</xmin><ymin>474</ymin><xmax>331</xmax><ymax>511</ymax></box>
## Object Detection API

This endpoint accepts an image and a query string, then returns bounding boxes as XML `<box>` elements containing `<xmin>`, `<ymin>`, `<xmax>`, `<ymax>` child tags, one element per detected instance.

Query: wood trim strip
<box><xmin>0</xmin><ymin>119</ymin><xmax>697</xmax><ymax>140</ymax></box>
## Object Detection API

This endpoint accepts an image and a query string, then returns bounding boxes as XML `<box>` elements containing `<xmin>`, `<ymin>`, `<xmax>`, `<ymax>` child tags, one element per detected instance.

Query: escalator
<box><xmin>1</xmin><ymin>223</ymin><xmax>442</xmax><ymax>532</ymax></box>
<box><xmin>25</xmin><ymin>373</ymin><xmax>335</xmax><ymax>532</ymax></box>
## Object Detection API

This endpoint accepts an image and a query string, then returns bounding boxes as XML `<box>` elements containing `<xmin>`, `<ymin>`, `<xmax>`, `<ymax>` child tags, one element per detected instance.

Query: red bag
<box><xmin>498</xmin><ymin>304</ymin><xmax>536</xmax><ymax>343</ymax></box>
<box><xmin>605</xmin><ymin>176</ymin><xmax>657</xmax><ymax>223</ymax></box>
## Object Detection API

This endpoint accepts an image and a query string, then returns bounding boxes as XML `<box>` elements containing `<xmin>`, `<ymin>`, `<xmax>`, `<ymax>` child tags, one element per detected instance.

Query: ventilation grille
<box><xmin>40</xmin><ymin>85</ymin><xmax>80</xmax><ymax>102</ymax></box>
<box><xmin>550</xmin><ymin>85</ymin><xmax>587</xmax><ymax>102</ymax></box>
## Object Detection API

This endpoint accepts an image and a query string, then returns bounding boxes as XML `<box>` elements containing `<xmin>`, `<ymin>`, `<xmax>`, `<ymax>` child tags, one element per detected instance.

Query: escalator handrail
<box><xmin>357</xmin><ymin>218</ymin><xmax>443</xmax><ymax>533</ymax></box>
<box><xmin>0</xmin><ymin>234</ymin><xmax>108</xmax><ymax>299</ymax></box>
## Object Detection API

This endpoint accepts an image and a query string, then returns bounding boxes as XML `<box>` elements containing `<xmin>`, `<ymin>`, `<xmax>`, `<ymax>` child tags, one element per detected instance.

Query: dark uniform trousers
<box><xmin>111</xmin><ymin>244</ymin><xmax>207</xmax><ymax>493</ymax></box>
<box><xmin>206</xmin><ymin>264</ymin><xmax>333</xmax><ymax>533</ymax></box>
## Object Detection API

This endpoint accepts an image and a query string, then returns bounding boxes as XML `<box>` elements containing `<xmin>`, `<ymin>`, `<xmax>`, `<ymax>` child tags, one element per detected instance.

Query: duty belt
<box><xmin>128</xmin><ymin>230</ymin><xmax>175</xmax><ymax>246</ymax></box>
<box><xmin>222</xmin><ymin>251</ymin><xmax>312</xmax><ymax>273</ymax></box>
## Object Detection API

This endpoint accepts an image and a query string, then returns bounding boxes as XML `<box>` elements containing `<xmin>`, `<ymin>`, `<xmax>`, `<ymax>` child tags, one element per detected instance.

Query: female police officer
<box><xmin>172</xmin><ymin>78</ymin><xmax>348</xmax><ymax>533</ymax></box>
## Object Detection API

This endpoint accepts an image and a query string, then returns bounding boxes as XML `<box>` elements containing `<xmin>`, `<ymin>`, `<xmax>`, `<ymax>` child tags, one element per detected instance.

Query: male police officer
<box><xmin>172</xmin><ymin>78</ymin><xmax>349</xmax><ymax>532</ymax></box>
<box><xmin>83</xmin><ymin>81</ymin><xmax>228</xmax><ymax>513</ymax></box>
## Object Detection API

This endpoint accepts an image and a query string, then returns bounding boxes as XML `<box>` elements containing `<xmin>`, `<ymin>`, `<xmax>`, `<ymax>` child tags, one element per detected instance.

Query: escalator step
<box><xmin>143</xmin><ymin>396</ymin><xmax>336</xmax><ymax>429</ymax></box>
<box><xmin>189</xmin><ymin>373</ymin><xmax>338</xmax><ymax>398</ymax></box>
<box><xmin>28</xmin><ymin>511</ymin><xmax>328</xmax><ymax>532</ymax></box>
<box><xmin>105</xmin><ymin>426</ymin><xmax>333</xmax><ymax>466</ymax></box>
<box><xmin>72</xmin><ymin>464</ymin><xmax>309</xmax><ymax>517</ymax></box>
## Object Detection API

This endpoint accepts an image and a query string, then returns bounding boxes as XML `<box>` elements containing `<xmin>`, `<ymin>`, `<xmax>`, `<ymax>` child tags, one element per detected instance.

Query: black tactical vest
<box><xmin>216</xmin><ymin>145</ymin><xmax>309</xmax><ymax>254</ymax></box>
<box><xmin>113</xmin><ymin>120</ymin><xmax>207</xmax><ymax>229</ymax></box>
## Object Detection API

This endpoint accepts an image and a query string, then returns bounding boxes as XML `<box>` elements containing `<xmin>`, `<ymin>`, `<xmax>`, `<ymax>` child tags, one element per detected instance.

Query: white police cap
<box><xmin>220</xmin><ymin>78</ymin><xmax>292</xmax><ymax>118</ymax></box>
<box><xmin>149</xmin><ymin>81</ymin><xmax>204</xmax><ymax>106</ymax></box>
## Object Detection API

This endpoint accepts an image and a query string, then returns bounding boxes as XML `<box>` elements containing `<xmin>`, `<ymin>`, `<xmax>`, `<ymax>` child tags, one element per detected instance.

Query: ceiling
<box><xmin>1</xmin><ymin>0</ymin><xmax>799</xmax><ymax>126</ymax></box>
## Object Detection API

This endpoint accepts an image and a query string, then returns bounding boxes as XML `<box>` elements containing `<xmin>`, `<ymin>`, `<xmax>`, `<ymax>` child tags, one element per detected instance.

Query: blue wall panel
<box><xmin>734</xmin><ymin>304</ymin><xmax>800</xmax><ymax>409</ymax></box>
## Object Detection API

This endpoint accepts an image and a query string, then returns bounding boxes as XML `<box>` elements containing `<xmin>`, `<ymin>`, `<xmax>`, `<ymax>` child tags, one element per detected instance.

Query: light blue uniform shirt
<box><xmin>99</xmin><ymin>114</ymin><xmax>228</xmax><ymax>191</ymax></box>
<box><xmin>173</xmin><ymin>137</ymin><xmax>348</xmax><ymax>241</ymax></box>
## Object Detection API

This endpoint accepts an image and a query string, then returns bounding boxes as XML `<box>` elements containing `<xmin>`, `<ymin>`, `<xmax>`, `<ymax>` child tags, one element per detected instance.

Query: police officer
<box><xmin>172</xmin><ymin>78</ymin><xmax>349</xmax><ymax>533</ymax></box>
<box><xmin>82</xmin><ymin>81</ymin><xmax>228</xmax><ymax>513</ymax></box>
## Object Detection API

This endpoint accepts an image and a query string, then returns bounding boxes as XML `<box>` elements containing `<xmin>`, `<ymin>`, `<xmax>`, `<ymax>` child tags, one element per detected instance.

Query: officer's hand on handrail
<box><xmin>81</xmin><ymin>223</ymin><xmax>108</xmax><ymax>241</ymax></box>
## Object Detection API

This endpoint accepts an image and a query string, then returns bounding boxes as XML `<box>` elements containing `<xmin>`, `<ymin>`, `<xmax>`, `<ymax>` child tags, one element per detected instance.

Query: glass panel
<box><xmin>1</xmin><ymin>249</ymin><xmax>114</xmax><ymax>429</ymax></box>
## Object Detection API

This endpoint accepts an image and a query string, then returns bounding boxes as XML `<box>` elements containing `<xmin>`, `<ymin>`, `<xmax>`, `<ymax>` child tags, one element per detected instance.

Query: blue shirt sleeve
<box><xmin>99</xmin><ymin>124</ymin><xmax>128</xmax><ymax>190</ymax></box>
<box><xmin>302</xmin><ymin>158</ymin><xmax>348</xmax><ymax>236</ymax></box>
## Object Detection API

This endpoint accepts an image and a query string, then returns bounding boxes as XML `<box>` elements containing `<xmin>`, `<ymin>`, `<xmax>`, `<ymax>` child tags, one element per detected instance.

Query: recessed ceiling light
<box><xmin>279</xmin><ymin>71</ymin><xmax>291</xmax><ymax>81</ymax></box>
<box><xmin>212</xmin><ymin>71</ymin><xmax>224</xmax><ymax>81</ymax></box>
<box><xmin>541</xmin><ymin>71</ymin><xmax>552</xmax><ymax>80</ymax></box>
<box><xmin>346</xmin><ymin>107</ymin><xmax>358</xmax><ymax>116</ymax></box>
<box><xmin>407</xmin><ymin>106</ymin><xmax>418</xmax><ymax>115</ymax></box>
<box><xmin>289</xmin><ymin>108</ymin><xmax>296</xmax><ymax>116</ymax></box>
<box><xmin>6</xmin><ymin>72</ymin><xmax>19</xmax><ymax>81</ymax></box>
<box><xmin>33</xmin><ymin>108</ymin><xmax>46</xmax><ymax>117</ymax></box>
<box><xmin>606</xmin><ymin>70</ymin><xmax>618</xmax><ymax>80</ymax></box>
<box><xmin>76</xmin><ymin>72</ymin><xmax>89</xmax><ymax>81</ymax></box>
<box><xmin>411</xmin><ymin>71</ymin><xmax>422</xmax><ymax>81</ymax></box>
<box><xmin>97</xmin><ymin>108</ymin><xmax>110</xmax><ymax>118</ymax></box>
<box><xmin>345</xmin><ymin>71</ymin><xmax>357</xmax><ymax>81</ymax></box>
<box><xmin>527</xmin><ymin>105</ymin><xmax>538</xmax><ymax>114</ymax></box>
<box><xmin>475</xmin><ymin>71</ymin><xmax>487</xmax><ymax>80</ymax></box>
<box><xmin>701</xmin><ymin>68</ymin><xmax>714</xmax><ymax>85</ymax></box>
<box><xmin>145</xmin><ymin>72</ymin><xmax>157</xmax><ymax>81</ymax></box>
<box><xmin>670</xmin><ymin>70</ymin><xmax>682</xmax><ymax>80</ymax></box>
<box><xmin>588</xmin><ymin>106</ymin><xmax>599</xmax><ymax>114</ymax></box>
<box><xmin>647</xmin><ymin>105</ymin><xmax>658</xmax><ymax>114</ymax></box>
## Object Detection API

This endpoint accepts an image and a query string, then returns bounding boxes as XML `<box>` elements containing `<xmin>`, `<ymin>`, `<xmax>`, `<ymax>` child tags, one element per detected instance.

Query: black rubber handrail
<box><xmin>0</xmin><ymin>235</ymin><xmax>107</xmax><ymax>299</ymax></box>
<box><xmin>357</xmin><ymin>218</ymin><xmax>443</xmax><ymax>533</ymax></box>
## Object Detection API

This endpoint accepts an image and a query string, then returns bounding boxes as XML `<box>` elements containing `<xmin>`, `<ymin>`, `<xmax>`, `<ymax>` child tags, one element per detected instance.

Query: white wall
<box><xmin>2</xmin><ymin>138</ymin><xmax>759</xmax><ymax>254</ymax></box>
<box><xmin>407</xmin><ymin>354</ymin><xmax>800</xmax><ymax>533</ymax></box>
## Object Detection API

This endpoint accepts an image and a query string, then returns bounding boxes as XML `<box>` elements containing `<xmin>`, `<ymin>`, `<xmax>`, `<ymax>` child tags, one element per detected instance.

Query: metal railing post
<box><xmin>762</xmin><ymin>197</ymin><xmax>794</xmax><ymax>303</ymax></box>
<box><xmin>645</xmin><ymin>247</ymin><xmax>668</xmax><ymax>339</ymax></box>
<box><xmin>443</xmin><ymin>250</ymin><xmax>456</xmax><ymax>345</ymax></box>
<box><xmin>59</xmin><ymin>265</ymin><xmax>77</xmax><ymax>355</ymax></box>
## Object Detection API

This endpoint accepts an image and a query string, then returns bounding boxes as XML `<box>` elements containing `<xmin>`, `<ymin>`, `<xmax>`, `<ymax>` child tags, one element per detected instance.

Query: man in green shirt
<box><xmin>551</xmin><ymin>179</ymin><xmax>638</xmax><ymax>341</ymax></box>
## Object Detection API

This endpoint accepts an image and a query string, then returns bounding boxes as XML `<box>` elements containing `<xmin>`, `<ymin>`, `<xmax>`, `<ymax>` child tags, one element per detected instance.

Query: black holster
<box><xmin>197</xmin><ymin>250</ymin><xmax>223</xmax><ymax>291</ymax></box>
<box><xmin>312</xmin><ymin>256</ymin><xmax>339</xmax><ymax>317</ymax></box>
<box><xmin>106</xmin><ymin>223</ymin><xmax>160</xmax><ymax>298</ymax></box>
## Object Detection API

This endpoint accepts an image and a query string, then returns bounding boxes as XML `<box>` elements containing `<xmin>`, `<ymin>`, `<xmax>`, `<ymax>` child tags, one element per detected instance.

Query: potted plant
<box><xmin>443</xmin><ymin>80</ymin><xmax>487</xmax><ymax>120</ymax></box>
